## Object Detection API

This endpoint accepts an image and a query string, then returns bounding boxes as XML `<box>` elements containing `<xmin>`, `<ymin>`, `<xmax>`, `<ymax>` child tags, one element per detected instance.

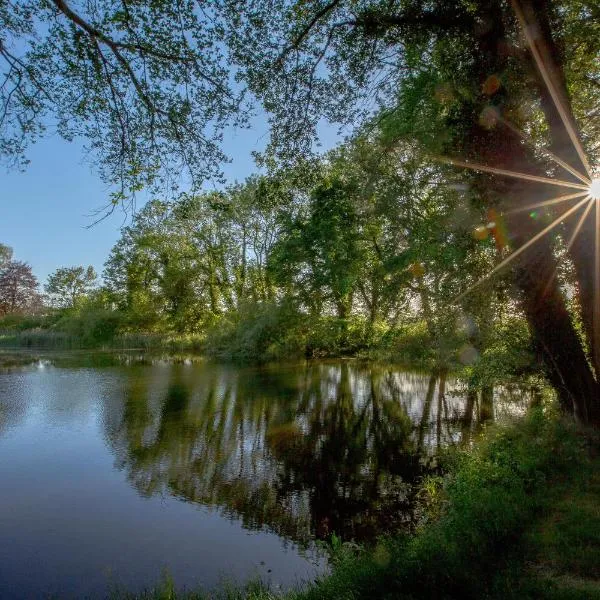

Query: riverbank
<box><xmin>121</xmin><ymin>408</ymin><xmax>599</xmax><ymax>599</ymax></box>
<box><xmin>0</xmin><ymin>350</ymin><xmax>41</xmax><ymax>368</ymax></box>
<box><xmin>0</xmin><ymin>308</ymin><xmax>534</xmax><ymax>382</ymax></box>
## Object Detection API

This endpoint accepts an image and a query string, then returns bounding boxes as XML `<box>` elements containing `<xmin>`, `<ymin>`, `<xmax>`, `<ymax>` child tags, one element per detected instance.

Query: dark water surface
<box><xmin>0</xmin><ymin>353</ymin><xmax>524</xmax><ymax>598</ymax></box>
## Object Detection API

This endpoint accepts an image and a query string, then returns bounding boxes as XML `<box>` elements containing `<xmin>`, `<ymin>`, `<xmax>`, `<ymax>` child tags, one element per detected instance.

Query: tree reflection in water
<box><xmin>101</xmin><ymin>360</ymin><xmax>518</xmax><ymax>545</ymax></box>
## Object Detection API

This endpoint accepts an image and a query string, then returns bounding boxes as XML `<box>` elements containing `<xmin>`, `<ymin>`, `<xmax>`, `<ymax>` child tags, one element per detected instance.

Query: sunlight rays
<box><xmin>455</xmin><ymin>196</ymin><xmax>591</xmax><ymax>302</ymax></box>
<box><xmin>560</xmin><ymin>198</ymin><xmax>595</xmax><ymax>255</ymax></box>
<box><xmin>505</xmin><ymin>191</ymin><xmax>588</xmax><ymax>215</ymax></box>
<box><xmin>510</xmin><ymin>0</ymin><xmax>593</xmax><ymax>179</ymax></box>
<box><xmin>443</xmin><ymin>1</ymin><xmax>599</xmax><ymax>309</ymax></box>
<box><xmin>542</xmin><ymin>198</ymin><xmax>595</xmax><ymax>296</ymax></box>
<box><xmin>439</xmin><ymin>158</ymin><xmax>590</xmax><ymax>191</ymax></box>
<box><xmin>496</xmin><ymin>115</ymin><xmax>591</xmax><ymax>186</ymax></box>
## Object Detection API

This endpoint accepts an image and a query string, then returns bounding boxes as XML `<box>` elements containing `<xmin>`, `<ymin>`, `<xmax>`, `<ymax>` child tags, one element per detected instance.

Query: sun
<box><xmin>444</xmin><ymin>0</ymin><xmax>600</xmax><ymax>308</ymax></box>
<box><xmin>589</xmin><ymin>178</ymin><xmax>600</xmax><ymax>201</ymax></box>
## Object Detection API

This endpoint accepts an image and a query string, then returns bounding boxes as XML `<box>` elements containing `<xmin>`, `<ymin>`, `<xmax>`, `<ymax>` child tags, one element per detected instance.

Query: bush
<box><xmin>55</xmin><ymin>307</ymin><xmax>124</xmax><ymax>346</ymax></box>
<box><xmin>461</xmin><ymin>316</ymin><xmax>535</xmax><ymax>388</ymax></box>
<box><xmin>0</xmin><ymin>312</ymin><xmax>60</xmax><ymax>332</ymax></box>
<box><xmin>204</xmin><ymin>303</ymin><xmax>389</xmax><ymax>362</ymax></box>
<box><xmin>205</xmin><ymin>301</ymin><xmax>308</xmax><ymax>361</ymax></box>
<box><xmin>297</xmin><ymin>409</ymin><xmax>596</xmax><ymax>600</ymax></box>
<box><xmin>369</xmin><ymin>320</ymin><xmax>436</xmax><ymax>366</ymax></box>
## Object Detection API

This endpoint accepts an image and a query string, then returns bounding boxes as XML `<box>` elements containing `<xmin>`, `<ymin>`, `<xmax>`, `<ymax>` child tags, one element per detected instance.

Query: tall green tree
<box><xmin>270</xmin><ymin>178</ymin><xmax>363</xmax><ymax>319</ymax></box>
<box><xmin>45</xmin><ymin>265</ymin><xmax>97</xmax><ymax>308</ymax></box>
<box><xmin>227</xmin><ymin>0</ymin><xmax>600</xmax><ymax>423</ymax></box>
<box><xmin>104</xmin><ymin>199</ymin><xmax>201</xmax><ymax>331</ymax></box>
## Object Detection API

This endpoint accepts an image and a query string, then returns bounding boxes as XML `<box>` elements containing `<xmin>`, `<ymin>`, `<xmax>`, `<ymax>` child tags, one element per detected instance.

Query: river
<box><xmin>0</xmin><ymin>352</ymin><xmax>526</xmax><ymax>598</ymax></box>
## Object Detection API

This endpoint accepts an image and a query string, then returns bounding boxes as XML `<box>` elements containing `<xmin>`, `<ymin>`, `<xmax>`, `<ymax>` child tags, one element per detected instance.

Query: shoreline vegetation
<box><xmin>0</xmin><ymin>307</ymin><xmax>534</xmax><ymax>380</ymax></box>
<box><xmin>2</xmin><ymin>1</ymin><xmax>599</xmax><ymax>598</ymax></box>
<box><xmin>2</xmin><ymin>331</ymin><xmax>597</xmax><ymax>599</ymax></box>
<box><xmin>114</xmin><ymin>408</ymin><xmax>599</xmax><ymax>600</ymax></box>
<box><xmin>2</xmin><ymin>309</ymin><xmax>590</xmax><ymax>599</ymax></box>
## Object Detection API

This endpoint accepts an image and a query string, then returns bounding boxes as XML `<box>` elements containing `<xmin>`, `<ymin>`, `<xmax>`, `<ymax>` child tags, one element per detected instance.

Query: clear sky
<box><xmin>1</xmin><ymin>115</ymin><xmax>339</xmax><ymax>287</ymax></box>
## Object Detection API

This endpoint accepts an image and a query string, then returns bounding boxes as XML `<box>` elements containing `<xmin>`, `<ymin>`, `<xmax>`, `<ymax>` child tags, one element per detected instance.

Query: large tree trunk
<box><xmin>453</xmin><ymin>0</ymin><xmax>600</xmax><ymax>424</ymax></box>
<box><xmin>512</xmin><ymin>0</ymin><xmax>600</xmax><ymax>423</ymax></box>
<box><xmin>517</xmin><ymin>0</ymin><xmax>600</xmax><ymax>378</ymax></box>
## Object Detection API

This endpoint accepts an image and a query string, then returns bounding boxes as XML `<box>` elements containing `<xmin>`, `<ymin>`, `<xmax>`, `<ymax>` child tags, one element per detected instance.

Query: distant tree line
<box><xmin>0</xmin><ymin>242</ymin><xmax>98</xmax><ymax>316</ymax></box>
<box><xmin>0</xmin><ymin>129</ymin><xmax>533</xmax><ymax>391</ymax></box>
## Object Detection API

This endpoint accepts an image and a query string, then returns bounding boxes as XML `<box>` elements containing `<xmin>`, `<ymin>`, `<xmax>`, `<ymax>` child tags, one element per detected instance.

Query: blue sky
<box><xmin>2</xmin><ymin>116</ymin><xmax>340</xmax><ymax>287</ymax></box>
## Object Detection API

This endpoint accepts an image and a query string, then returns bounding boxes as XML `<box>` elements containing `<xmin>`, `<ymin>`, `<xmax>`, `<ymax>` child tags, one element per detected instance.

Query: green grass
<box><xmin>111</xmin><ymin>578</ymin><xmax>281</xmax><ymax>600</ymax></box>
<box><xmin>518</xmin><ymin>439</ymin><xmax>600</xmax><ymax>600</ymax></box>
<box><xmin>0</xmin><ymin>329</ymin><xmax>206</xmax><ymax>353</ymax></box>
<box><xmin>0</xmin><ymin>350</ymin><xmax>40</xmax><ymax>367</ymax></box>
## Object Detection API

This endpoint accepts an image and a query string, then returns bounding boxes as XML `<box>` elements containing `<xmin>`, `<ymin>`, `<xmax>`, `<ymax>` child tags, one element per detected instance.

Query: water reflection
<box><xmin>0</xmin><ymin>353</ymin><xmax>531</xmax><ymax>548</ymax></box>
<box><xmin>0</xmin><ymin>354</ymin><xmax>538</xmax><ymax>598</ymax></box>
<box><xmin>99</xmin><ymin>360</ymin><xmax>510</xmax><ymax>545</ymax></box>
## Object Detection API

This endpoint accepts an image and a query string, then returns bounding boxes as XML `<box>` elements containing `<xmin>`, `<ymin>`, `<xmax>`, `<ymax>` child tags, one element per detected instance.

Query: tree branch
<box><xmin>277</xmin><ymin>0</ymin><xmax>343</xmax><ymax>64</ymax></box>
<box><xmin>51</xmin><ymin>0</ymin><xmax>159</xmax><ymax>116</ymax></box>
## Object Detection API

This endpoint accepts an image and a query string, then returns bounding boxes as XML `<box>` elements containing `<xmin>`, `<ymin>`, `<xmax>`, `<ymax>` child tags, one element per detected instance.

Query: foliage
<box><xmin>0</xmin><ymin>311</ymin><xmax>58</xmax><ymax>331</ymax></box>
<box><xmin>111</xmin><ymin>577</ymin><xmax>280</xmax><ymax>600</ymax></box>
<box><xmin>55</xmin><ymin>305</ymin><xmax>123</xmax><ymax>346</ymax></box>
<box><xmin>463</xmin><ymin>316</ymin><xmax>536</xmax><ymax>388</ymax></box>
<box><xmin>204</xmin><ymin>301</ymin><xmax>388</xmax><ymax>362</ymax></box>
<box><xmin>204</xmin><ymin>301</ymin><xmax>307</xmax><ymax>362</ymax></box>
<box><xmin>269</xmin><ymin>178</ymin><xmax>363</xmax><ymax>320</ymax></box>
<box><xmin>45</xmin><ymin>265</ymin><xmax>97</xmax><ymax>308</ymax></box>
<box><xmin>1</xmin><ymin>0</ymin><xmax>248</xmax><ymax>197</ymax></box>
<box><xmin>0</xmin><ymin>259</ymin><xmax>40</xmax><ymax>315</ymax></box>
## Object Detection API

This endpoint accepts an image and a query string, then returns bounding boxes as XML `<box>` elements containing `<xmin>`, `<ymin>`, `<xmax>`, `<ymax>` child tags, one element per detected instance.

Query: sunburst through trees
<box><xmin>442</xmin><ymin>0</ymin><xmax>599</xmax><ymax>376</ymax></box>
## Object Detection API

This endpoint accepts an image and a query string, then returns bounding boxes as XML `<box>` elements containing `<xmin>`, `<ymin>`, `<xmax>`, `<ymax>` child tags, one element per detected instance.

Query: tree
<box><xmin>1</xmin><ymin>0</ymin><xmax>247</xmax><ymax>201</ymax></box>
<box><xmin>227</xmin><ymin>0</ymin><xmax>600</xmax><ymax>423</ymax></box>
<box><xmin>269</xmin><ymin>177</ymin><xmax>364</xmax><ymax>319</ymax></box>
<box><xmin>0</xmin><ymin>244</ymin><xmax>13</xmax><ymax>269</ymax></box>
<box><xmin>0</xmin><ymin>260</ymin><xmax>39</xmax><ymax>314</ymax></box>
<box><xmin>45</xmin><ymin>265</ymin><xmax>98</xmax><ymax>308</ymax></box>
<box><xmin>103</xmin><ymin>176</ymin><xmax>301</xmax><ymax>332</ymax></box>
<box><xmin>104</xmin><ymin>199</ymin><xmax>197</xmax><ymax>331</ymax></box>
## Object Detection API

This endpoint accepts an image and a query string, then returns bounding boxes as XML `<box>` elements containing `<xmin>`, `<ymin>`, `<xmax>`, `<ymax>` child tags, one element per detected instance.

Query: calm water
<box><xmin>0</xmin><ymin>354</ymin><xmax>524</xmax><ymax>598</ymax></box>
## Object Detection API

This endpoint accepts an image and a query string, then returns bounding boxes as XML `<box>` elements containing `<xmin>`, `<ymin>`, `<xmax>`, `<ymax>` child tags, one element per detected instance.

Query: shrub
<box><xmin>205</xmin><ymin>301</ymin><xmax>308</xmax><ymax>361</ymax></box>
<box><xmin>55</xmin><ymin>307</ymin><xmax>124</xmax><ymax>346</ymax></box>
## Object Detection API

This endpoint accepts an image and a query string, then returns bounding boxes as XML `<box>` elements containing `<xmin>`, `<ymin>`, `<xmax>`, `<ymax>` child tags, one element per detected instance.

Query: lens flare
<box><xmin>443</xmin><ymin>0</ymin><xmax>600</xmax><ymax>374</ymax></box>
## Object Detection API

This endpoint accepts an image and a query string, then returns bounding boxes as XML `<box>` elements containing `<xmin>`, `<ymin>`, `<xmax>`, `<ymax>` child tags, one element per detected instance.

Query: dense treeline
<box><xmin>0</xmin><ymin>131</ymin><xmax>533</xmax><ymax>393</ymax></box>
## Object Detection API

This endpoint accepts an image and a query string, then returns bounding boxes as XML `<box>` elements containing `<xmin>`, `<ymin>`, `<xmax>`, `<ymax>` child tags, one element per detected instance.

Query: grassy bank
<box><xmin>118</xmin><ymin>408</ymin><xmax>599</xmax><ymax>600</ymax></box>
<box><xmin>0</xmin><ymin>305</ymin><xmax>534</xmax><ymax>380</ymax></box>
<box><xmin>0</xmin><ymin>328</ymin><xmax>205</xmax><ymax>353</ymax></box>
